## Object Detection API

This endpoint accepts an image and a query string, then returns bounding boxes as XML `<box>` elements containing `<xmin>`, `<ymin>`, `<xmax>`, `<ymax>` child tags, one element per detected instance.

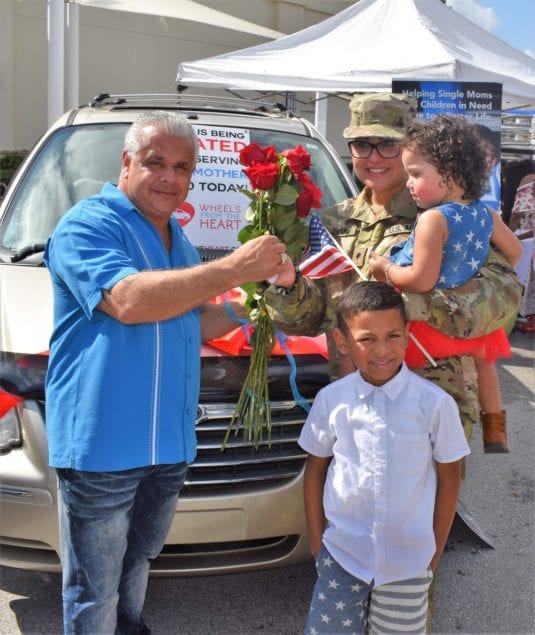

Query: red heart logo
<box><xmin>173</xmin><ymin>202</ymin><xmax>195</xmax><ymax>226</ymax></box>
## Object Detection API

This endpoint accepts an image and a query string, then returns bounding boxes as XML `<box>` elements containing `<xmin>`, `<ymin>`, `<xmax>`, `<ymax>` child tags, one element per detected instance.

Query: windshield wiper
<box><xmin>10</xmin><ymin>243</ymin><xmax>46</xmax><ymax>263</ymax></box>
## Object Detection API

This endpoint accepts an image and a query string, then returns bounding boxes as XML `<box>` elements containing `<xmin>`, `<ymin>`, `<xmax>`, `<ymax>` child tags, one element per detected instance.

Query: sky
<box><xmin>446</xmin><ymin>0</ymin><xmax>535</xmax><ymax>58</ymax></box>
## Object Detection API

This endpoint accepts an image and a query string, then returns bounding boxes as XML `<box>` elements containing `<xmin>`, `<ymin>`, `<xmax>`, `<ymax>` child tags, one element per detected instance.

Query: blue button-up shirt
<box><xmin>45</xmin><ymin>183</ymin><xmax>201</xmax><ymax>471</ymax></box>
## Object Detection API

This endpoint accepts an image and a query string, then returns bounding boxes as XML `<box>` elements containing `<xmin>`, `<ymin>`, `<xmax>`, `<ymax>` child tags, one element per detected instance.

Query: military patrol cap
<box><xmin>343</xmin><ymin>93</ymin><xmax>417</xmax><ymax>139</ymax></box>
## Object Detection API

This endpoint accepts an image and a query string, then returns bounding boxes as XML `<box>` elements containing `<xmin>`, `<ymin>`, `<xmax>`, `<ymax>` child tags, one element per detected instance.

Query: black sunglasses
<box><xmin>348</xmin><ymin>139</ymin><xmax>401</xmax><ymax>159</ymax></box>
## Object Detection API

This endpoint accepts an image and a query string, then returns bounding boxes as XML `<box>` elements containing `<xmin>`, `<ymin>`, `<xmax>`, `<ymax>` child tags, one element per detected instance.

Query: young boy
<box><xmin>299</xmin><ymin>281</ymin><xmax>470</xmax><ymax>634</ymax></box>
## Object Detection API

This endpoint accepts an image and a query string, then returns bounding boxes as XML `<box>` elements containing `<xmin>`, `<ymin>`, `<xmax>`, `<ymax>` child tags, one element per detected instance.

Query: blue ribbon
<box><xmin>224</xmin><ymin>301</ymin><xmax>310</xmax><ymax>414</ymax></box>
<box><xmin>224</xmin><ymin>300</ymin><xmax>252</xmax><ymax>342</ymax></box>
<box><xmin>275</xmin><ymin>329</ymin><xmax>311</xmax><ymax>414</ymax></box>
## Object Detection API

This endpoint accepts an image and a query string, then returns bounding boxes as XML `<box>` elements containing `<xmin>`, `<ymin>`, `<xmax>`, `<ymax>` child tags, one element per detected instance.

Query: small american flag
<box><xmin>298</xmin><ymin>215</ymin><xmax>355</xmax><ymax>278</ymax></box>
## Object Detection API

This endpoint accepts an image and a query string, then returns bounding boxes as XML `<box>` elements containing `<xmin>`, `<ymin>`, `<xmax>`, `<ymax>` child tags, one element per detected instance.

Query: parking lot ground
<box><xmin>431</xmin><ymin>328</ymin><xmax>534</xmax><ymax>635</ymax></box>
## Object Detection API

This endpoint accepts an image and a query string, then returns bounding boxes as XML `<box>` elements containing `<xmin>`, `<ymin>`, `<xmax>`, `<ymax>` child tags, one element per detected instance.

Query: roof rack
<box><xmin>88</xmin><ymin>93</ymin><xmax>291</xmax><ymax>117</ymax></box>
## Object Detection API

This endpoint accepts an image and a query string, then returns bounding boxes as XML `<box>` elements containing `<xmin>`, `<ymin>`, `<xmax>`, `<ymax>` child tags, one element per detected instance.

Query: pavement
<box><xmin>430</xmin><ymin>327</ymin><xmax>534</xmax><ymax>635</ymax></box>
<box><xmin>0</xmin><ymin>329</ymin><xmax>533</xmax><ymax>634</ymax></box>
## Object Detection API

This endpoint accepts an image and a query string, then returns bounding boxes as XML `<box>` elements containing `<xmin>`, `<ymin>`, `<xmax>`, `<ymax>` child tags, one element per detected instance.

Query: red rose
<box><xmin>295</xmin><ymin>191</ymin><xmax>313</xmax><ymax>217</ymax></box>
<box><xmin>281</xmin><ymin>145</ymin><xmax>311</xmax><ymax>179</ymax></box>
<box><xmin>244</xmin><ymin>163</ymin><xmax>280</xmax><ymax>191</ymax></box>
<box><xmin>295</xmin><ymin>173</ymin><xmax>322</xmax><ymax>216</ymax></box>
<box><xmin>239</xmin><ymin>142</ymin><xmax>278</xmax><ymax>167</ymax></box>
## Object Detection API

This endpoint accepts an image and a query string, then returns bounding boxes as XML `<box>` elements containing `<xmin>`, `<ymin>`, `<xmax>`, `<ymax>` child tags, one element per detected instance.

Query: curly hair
<box><xmin>402</xmin><ymin>115</ymin><xmax>489</xmax><ymax>200</ymax></box>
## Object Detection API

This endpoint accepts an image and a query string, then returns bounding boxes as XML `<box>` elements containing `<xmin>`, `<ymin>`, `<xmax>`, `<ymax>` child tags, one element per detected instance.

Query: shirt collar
<box><xmin>101</xmin><ymin>182</ymin><xmax>195</xmax><ymax>266</ymax></box>
<box><xmin>102</xmin><ymin>181</ymin><xmax>183</xmax><ymax>237</ymax></box>
<box><xmin>101</xmin><ymin>182</ymin><xmax>134</xmax><ymax>215</ymax></box>
<box><xmin>354</xmin><ymin>362</ymin><xmax>411</xmax><ymax>401</ymax></box>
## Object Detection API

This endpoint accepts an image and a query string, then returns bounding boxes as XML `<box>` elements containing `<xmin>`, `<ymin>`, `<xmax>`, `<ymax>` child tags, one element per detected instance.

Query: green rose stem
<box><xmin>222</xmin><ymin>183</ymin><xmax>275</xmax><ymax>450</ymax></box>
<box><xmin>221</xmin><ymin>143</ymin><xmax>321</xmax><ymax>451</ymax></box>
<box><xmin>222</xmin><ymin>300</ymin><xmax>275</xmax><ymax>450</ymax></box>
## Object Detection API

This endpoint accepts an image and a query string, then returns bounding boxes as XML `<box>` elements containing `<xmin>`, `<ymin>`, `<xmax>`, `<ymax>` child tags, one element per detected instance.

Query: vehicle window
<box><xmin>0</xmin><ymin>122</ymin><xmax>353</xmax><ymax>254</ymax></box>
<box><xmin>0</xmin><ymin>124</ymin><xmax>127</xmax><ymax>251</ymax></box>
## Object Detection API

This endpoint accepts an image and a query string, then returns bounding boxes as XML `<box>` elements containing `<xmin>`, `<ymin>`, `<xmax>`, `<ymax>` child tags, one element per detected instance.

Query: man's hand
<box><xmin>226</xmin><ymin>235</ymin><xmax>289</xmax><ymax>286</ymax></box>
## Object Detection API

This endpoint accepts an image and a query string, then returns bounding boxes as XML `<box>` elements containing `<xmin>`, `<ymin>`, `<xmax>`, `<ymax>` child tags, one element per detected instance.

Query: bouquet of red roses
<box><xmin>222</xmin><ymin>142</ymin><xmax>322</xmax><ymax>449</ymax></box>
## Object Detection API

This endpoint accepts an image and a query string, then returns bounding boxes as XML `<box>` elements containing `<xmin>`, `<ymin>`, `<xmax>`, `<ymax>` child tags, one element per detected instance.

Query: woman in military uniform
<box><xmin>267</xmin><ymin>93</ymin><xmax>481</xmax><ymax>437</ymax></box>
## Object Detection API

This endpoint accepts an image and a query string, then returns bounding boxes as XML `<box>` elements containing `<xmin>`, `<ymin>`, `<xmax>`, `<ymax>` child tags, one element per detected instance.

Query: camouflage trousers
<box><xmin>414</xmin><ymin>354</ymin><xmax>479</xmax><ymax>441</ymax></box>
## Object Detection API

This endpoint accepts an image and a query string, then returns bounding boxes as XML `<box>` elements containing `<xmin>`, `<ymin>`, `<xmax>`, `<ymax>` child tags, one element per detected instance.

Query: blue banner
<box><xmin>392</xmin><ymin>80</ymin><xmax>503</xmax><ymax>212</ymax></box>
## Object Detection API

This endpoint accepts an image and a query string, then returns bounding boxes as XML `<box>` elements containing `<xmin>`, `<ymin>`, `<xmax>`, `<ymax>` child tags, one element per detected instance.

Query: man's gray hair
<box><xmin>124</xmin><ymin>111</ymin><xmax>199</xmax><ymax>160</ymax></box>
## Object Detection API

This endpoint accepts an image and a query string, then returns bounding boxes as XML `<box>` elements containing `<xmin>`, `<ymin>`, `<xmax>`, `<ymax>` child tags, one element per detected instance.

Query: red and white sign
<box><xmin>179</xmin><ymin>126</ymin><xmax>252</xmax><ymax>252</ymax></box>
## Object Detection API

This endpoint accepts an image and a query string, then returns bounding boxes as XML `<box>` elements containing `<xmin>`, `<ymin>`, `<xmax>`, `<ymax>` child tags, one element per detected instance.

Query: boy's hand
<box><xmin>303</xmin><ymin>455</ymin><xmax>330</xmax><ymax>563</ymax></box>
<box><xmin>432</xmin><ymin>460</ymin><xmax>463</xmax><ymax>576</ymax></box>
<box><xmin>309</xmin><ymin>537</ymin><xmax>323</xmax><ymax>559</ymax></box>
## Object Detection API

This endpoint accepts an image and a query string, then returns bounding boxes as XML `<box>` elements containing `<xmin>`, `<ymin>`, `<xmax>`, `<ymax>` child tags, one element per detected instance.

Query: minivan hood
<box><xmin>0</xmin><ymin>265</ymin><xmax>53</xmax><ymax>354</ymax></box>
<box><xmin>0</xmin><ymin>263</ymin><xmax>330</xmax><ymax>404</ymax></box>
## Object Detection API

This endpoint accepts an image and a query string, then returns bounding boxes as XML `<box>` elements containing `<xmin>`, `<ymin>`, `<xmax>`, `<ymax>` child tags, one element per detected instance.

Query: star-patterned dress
<box><xmin>389</xmin><ymin>201</ymin><xmax>511</xmax><ymax>366</ymax></box>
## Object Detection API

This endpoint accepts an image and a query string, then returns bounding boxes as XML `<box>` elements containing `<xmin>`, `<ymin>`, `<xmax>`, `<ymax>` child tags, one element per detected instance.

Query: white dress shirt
<box><xmin>299</xmin><ymin>363</ymin><xmax>470</xmax><ymax>586</ymax></box>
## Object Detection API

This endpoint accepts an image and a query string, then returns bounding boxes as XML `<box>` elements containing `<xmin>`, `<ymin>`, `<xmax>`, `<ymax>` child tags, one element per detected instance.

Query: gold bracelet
<box><xmin>384</xmin><ymin>263</ymin><xmax>395</xmax><ymax>284</ymax></box>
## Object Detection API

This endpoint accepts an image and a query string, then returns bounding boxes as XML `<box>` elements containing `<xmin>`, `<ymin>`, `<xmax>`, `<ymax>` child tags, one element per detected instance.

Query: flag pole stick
<box><xmin>322</xmin><ymin>224</ymin><xmax>438</xmax><ymax>368</ymax></box>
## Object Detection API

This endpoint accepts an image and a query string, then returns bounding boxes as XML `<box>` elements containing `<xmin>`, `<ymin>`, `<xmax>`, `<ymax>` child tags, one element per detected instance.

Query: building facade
<box><xmin>0</xmin><ymin>0</ymin><xmax>354</xmax><ymax>156</ymax></box>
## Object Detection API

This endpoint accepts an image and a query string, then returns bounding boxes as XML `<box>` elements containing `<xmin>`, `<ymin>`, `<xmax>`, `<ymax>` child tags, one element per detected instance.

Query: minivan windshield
<box><xmin>0</xmin><ymin>122</ymin><xmax>354</xmax><ymax>255</ymax></box>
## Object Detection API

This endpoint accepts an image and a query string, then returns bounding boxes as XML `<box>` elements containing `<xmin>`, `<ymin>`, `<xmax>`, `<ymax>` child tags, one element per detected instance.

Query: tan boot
<box><xmin>481</xmin><ymin>410</ymin><xmax>510</xmax><ymax>453</ymax></box>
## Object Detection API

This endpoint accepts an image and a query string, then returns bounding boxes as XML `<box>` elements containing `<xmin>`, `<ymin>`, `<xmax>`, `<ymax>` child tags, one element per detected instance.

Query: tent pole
<box><xmin>65</xmin><ymin>1</ymin><xmax>80</xmax><ymax>111</ymax></box>
<box><xmin>314</xmin><ymin>92</ymin><xmax>328</xmax><ymax>136</ymax></box>
<box><xmin>47</xmin><ymin>0</ymin><xmax>64</xmax><ymax>127</ymax></box>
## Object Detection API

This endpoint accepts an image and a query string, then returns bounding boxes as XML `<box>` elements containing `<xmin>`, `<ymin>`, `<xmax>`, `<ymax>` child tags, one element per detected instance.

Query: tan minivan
<box><xmin>0</xmin><ymin>94</ymin><xmax>357</xmax><ymax>575</ymax></box>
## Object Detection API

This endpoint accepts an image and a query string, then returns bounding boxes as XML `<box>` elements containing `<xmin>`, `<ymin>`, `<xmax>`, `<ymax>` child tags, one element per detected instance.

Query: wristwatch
<box><xmin>276</xmin><ymin>267</ymin><xmax>302</xmax><ymax>295</ymax></box>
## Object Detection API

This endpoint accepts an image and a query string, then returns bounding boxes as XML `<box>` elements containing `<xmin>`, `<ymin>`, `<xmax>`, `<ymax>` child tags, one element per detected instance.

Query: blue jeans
<box><xmin>57</xmin><ymin>463</ymin><xmax>188</xmax><ymax>635</ymax></box>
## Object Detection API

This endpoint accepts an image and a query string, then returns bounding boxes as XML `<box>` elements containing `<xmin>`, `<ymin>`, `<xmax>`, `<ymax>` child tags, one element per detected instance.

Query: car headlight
<box><xmin>0</xmin><ymin>406</ymin><xmax>22</xmax><ymax>451</ymax></box>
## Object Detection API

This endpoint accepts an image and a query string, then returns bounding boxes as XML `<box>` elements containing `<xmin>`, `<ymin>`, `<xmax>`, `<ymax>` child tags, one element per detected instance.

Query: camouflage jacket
<box><xmin>402</xmin><ymin>246</ymin><xmax>522</xmax><ymax>338</ymax></box>
<box><xmin>265</xmin><ymin>186</ymin><xmax>417</xmax><ymax>373</ymax></box>
<box><xmin>264</xmin><ymin>186</ymin><xmax>522</xmax><ymax>436</ymax></box>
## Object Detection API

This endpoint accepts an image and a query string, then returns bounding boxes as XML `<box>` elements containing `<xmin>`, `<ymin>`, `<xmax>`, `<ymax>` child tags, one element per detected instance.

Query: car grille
<box><xmin>183</xmin><ymin>400</ymin><xmax>309</xmax><ymax>497</ymax></box>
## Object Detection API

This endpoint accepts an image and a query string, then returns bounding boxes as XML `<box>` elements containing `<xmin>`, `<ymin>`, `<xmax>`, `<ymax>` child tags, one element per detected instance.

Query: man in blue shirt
<box><xmin>45</xmin><ymin>111</ymin><xmax>288</xmax><ymax>634</ymax></box>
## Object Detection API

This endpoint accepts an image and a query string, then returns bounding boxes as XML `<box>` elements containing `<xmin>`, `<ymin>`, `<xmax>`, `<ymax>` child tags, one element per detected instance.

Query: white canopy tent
<box><xmin>177</xmin><ymin>0</ymin><xmax>535</xmax><ymax>131</ymax></box>
<box><xmin>73</xmin><ymin>0</ymin><xmax>284</xmax><ymax>40</ymax></box>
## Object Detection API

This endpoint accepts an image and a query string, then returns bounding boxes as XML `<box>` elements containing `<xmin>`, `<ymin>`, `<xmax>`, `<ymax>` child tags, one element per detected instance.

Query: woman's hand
<box><xmin>267</xmin><ymin>256</ymin><xmax>297</xmax><ymax>287</ymax></box>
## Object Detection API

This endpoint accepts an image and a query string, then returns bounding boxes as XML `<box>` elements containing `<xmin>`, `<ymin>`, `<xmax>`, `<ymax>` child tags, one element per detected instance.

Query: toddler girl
<box><xmin>371</xmin><ymin>114</ymin><xmax>521</xmax><ymax>453</ymax></box>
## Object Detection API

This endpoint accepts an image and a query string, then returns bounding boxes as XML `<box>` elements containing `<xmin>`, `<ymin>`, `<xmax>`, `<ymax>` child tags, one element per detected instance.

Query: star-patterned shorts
<box><xmin>305</xmin><ymin>544</ymin><xmax>433</xmax><ymax>634</ymax></box>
